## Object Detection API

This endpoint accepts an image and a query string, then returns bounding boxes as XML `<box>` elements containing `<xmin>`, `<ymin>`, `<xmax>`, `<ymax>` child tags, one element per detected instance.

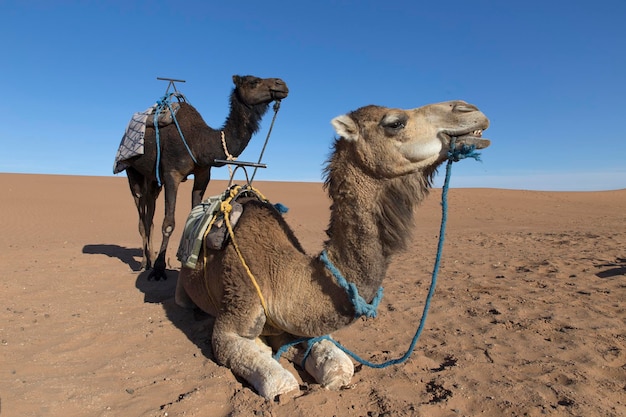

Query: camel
<box><xmin>123</xmin><ymin>75</ymin><xmax>289</xmax><ymax>280</ymax></box>
<box><xmin>175</xmin><ymin>100</ymin><xmax>490</xmax><ymax>399</ymax></box>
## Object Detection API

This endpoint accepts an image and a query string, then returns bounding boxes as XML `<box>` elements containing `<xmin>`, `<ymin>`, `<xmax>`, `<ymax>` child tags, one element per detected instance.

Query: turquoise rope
<box><xmin>153</xmin><ymin>93</ymin><xmax>197</xmax><ymax>187</ymax></box>
<box><xmin>166</xmin><ymin>99</ymin><xmax>197</xmax><ymax>164</ymax></box>
<box><xmin>320</xmin><ymin>250</ymin><xmax>384</xmax><ymax>319</ymax></box>
<box><xmin>274</xmin><ymin>138</ymin><xmax>481</xmax><ymax>369</ymax></box>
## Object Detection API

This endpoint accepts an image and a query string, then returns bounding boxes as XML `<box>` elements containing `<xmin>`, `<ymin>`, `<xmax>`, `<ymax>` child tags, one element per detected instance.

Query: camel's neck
<box><xmin>220</xmin><ymin>92</ymin><xmax>271</xmax><ymax>157</ymax></box>
<box><xmin>321</xmin><ymin>144</ymin><xmax>432</xmax><ymax>306</ymax></box>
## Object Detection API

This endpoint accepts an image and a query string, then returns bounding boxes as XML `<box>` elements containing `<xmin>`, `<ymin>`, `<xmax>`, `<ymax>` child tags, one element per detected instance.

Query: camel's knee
<box><xmin>304</xmin><ymin>338</ymin><xmax>354</xmax><ymax>390</ymax></box>
<box><xmin>162</xmin><ymin>220</ymin><xmax>175</xmax><ymax>237</ymax></box>
<box><xmin>255</xmin><ymin>337</ymin><xmax>273</xmax><ymax>356</ymax></box>
<box><xmin>212</xmin><ymin>326</ymin><xmax>299</xmax><ymax>400</ymax></box>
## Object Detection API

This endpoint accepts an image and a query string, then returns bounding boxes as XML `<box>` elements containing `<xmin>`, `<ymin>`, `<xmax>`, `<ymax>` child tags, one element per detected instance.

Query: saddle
<box><xmin>145</xmin><ymin>101</ymin><xmax>181</xmax><ymax>128</ymax></box>
<box><xmin>113</xmin><ymin>93</ymin><xmax>185</xmax><ymax>174</ymax></box>
<box><xmin>176</xmin><ymin>185</ymin><xmax>267</xmax><ymax>269</ymax></box>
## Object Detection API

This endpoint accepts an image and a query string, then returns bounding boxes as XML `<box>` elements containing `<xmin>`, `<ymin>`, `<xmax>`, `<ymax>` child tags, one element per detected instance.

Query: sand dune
<box><xmin>1</xmin><ymin>173</ymin><xmax>624</xmax><ymax>416</ymax></box>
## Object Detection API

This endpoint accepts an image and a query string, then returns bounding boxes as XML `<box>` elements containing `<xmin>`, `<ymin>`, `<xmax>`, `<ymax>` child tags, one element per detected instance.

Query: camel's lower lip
<box><xmin>441</xmin><ymin>130</ymin><xmax>490</xmax><ymax>150</ymax></box>
<box><xmin>271</xmin><ymin>90</ymin><xmax>289</xmax><ymax>100</ymax></box>
<box><xmin>453</xmin><ymin>135</ymin><xmax>491</xmax><ymax>150</ymax></box>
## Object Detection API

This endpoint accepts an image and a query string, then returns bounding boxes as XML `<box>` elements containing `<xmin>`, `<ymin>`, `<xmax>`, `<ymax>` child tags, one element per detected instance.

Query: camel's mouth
<box><xmin>442</xmin><ymin>127</ymin><xmax>490</xmax><ymax>150</ymax></box>
<box><xmin>453</xmin><ymin>129</ymin><xmax>490</xmax><ymax>150</ymax></box>
<box><xmin>270</xmin><ymin>88</ymin><xmax>289</xmax><ymax>100</ymax></box>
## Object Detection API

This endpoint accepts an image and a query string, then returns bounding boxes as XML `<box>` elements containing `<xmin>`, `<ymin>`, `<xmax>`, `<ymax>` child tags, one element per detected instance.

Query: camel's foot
<box><xmin>246</xmin><ymin>339</ymin><xmax>299</xmax><ymax>400</ymax></box>
<box><xmin>214</xmin><ymin>332</ymin><xmax>299</xmax><ymax>400</ymax></box>
<box><xmin>149</xmin><ymin>255</ymin><xmax>168</xmax><ymax>281</ymax></box>
<box><xmin>253</xmin><ymin>361</ymin><xmax>300</xmax><ymax>400</ymax></box>
<box><xmin>147</xmin><ymin>267</ymin><xmax>168</xmax><ymax>281</ymax></box>
<box><xmin>140</xmin><ymin>258</ymin><xmax>150</xmax><ymax>271</ymax></box>
<box><xmin>304</xmin><ymin>339</ymin><xmax>354</xmax><ymax>390</ymax></box>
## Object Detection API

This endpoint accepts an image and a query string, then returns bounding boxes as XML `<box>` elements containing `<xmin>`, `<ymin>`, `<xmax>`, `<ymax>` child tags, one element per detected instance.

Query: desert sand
<box><xmin>1</xmin><ymin>173</ymin><xmax>625</xmax><ymax>417</ymax></box>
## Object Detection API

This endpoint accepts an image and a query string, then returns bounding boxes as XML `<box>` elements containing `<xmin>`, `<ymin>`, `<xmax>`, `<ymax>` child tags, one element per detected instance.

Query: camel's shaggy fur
<box><xmin>124</xmin><ymin>75</ymin><xmax>289</xmax><ymax>280</ymax></box>
<box><xmin>176</xmin><ymin>100</ymin><xmax>490</xmax><ymax>399</ymax></box>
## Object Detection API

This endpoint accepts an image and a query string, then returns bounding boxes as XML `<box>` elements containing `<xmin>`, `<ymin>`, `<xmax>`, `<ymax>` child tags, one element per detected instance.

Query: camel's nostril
<box><xmin>453</xmin><ymin>103</ymin><xmax>478</xmax><ymax>113</ymax></box>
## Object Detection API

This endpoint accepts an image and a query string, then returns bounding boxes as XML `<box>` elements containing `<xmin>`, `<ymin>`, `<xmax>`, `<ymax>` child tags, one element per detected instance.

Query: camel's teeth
<box><xmin>473</xmin><ymin>129</ymin><xmax>483</xmax><ymax>137</ymax></box>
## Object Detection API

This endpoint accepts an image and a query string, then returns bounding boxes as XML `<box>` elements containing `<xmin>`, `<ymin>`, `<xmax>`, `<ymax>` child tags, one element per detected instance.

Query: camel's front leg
<box><xmin>303</xmin><ymin>338</ymin><xmax>354</xmax><ymax>390</ymax></box>
<box><xmin>212</xmin><ymin>308</ymin><xmax>299</xmax><ymax>400</ymax></box>
<box><xmin>151</xmin><ymin>172</ymin><xmax>184</xmax><ymax>280</ymax></box>
<box><xmin>191</xmin><ymin>167</ymin><xmax>210</xmax><ymax>208</ymax></box>
<box><xmin>268</xmin><ymin>335</ymin><xmax>354</xmax><ymax>390</ymax></box>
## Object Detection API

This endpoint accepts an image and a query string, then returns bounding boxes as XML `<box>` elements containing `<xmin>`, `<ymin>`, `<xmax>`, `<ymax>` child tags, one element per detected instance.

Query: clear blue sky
<box><xmin>1</xmin><ymin>1</ymin><xmax>625</xmax><ymax>191</ymax></box>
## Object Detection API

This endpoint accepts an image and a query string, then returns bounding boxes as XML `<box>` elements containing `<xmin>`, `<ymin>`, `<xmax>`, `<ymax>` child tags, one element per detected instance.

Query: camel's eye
<box><xmin>381</xmin><ymin>114</ymin><xmax>408</xmax><ymax>135</ymax></box>
<box><xmin>387</xmin><ymin>121</ymin><xmax>404</xmax><ymax>129</ymax></box>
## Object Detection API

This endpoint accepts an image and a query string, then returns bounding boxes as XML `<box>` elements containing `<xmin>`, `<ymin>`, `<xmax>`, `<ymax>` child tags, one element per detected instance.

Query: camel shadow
<box><xmin>156</xmin><ymin>295</ymin><xmax>314</xmax><ymax>389</ymax></box>
<box><xmin>165</xmin><ymin>299</ymin><xmax>217</xmax><ymax>361</ymax></box>
<box><xmin>82</xmin><ymin>244</ymin><xmax>143</xmax><ymax>271</ymax></box>
<box><xmin>595</xmin><ymin>257</ymin><xmax>626</xmax><ymax>279</ymax></box>
<box><xmin>82</xmin><ymin>243</ymin><xmax>217</xmax><ymax>359</ymax></box>
<box><xmin>134</xmin><ymin>268</ymin><xmax>180</xmax><ymax>302</ymax></box>
<box><xmin>134</xmin><ymin>271</ymin><xmax>314</xmax><ymax>386</ymax></box>
<box><xmin>133</xmin><ymin>268</ymin><xmax>217</xmax><ymax>361</ymax></box>
<box><xmin>117</xmin><ymin>256</ymin><xmax>315</xmax><ymax>388</ymax></box>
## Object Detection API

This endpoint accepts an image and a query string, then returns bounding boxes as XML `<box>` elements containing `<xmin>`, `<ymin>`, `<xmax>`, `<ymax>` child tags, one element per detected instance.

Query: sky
<box><xmin>1</xmin><ymin>1</ymin><xmax>625</xmax><ymax>191</ymax></box>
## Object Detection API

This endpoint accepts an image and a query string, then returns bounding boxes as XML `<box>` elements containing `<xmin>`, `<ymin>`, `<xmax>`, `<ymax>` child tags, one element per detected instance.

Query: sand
<box><xmin>1</xmin><ymin>173</ymin><xmax>625</xmax><ymax>417</ymax></box>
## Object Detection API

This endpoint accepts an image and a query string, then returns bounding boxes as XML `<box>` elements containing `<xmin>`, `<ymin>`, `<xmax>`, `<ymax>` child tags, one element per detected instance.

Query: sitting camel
<box><xmin>175</xmin><ymin>100</ymin><xmax>490</xmax><ymax>399</ymax></box>
<box><xmin>123</xmin><ymin>75</ymin><xmax>289</xmax><ymax>280</ymax></box>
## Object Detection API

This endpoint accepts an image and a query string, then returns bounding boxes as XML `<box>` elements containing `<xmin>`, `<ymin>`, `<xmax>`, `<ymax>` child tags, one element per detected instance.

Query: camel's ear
<box><xmin>331</xmin><ymin>115</ymin><xmax>359</xmax><ymax>142</ymax></box>
<box><xmin>232</xmin><ymin>75</ymin><xmax>241</xmax><ymax>85</ymax></box>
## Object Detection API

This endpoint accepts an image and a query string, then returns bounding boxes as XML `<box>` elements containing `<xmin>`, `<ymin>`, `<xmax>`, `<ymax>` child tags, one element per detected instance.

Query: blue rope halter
<box><xmin>274</xmin><ymin>138</ymin><xmax>482</xmax><ymax>369</ymax></box>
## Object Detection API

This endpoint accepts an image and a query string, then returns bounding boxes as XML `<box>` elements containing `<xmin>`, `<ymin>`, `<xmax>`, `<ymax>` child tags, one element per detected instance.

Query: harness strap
<box><xmin>201</xmin><ymin>185</ymin><xmax>282</xmax><ymax>331</ymax></box>
<box><xmin>154</xmin><ymin>92</ymin><xmax>197</xmax><ymax>187</ymax></box>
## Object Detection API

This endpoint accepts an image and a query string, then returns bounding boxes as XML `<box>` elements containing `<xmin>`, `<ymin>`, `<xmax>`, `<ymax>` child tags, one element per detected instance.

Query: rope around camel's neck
<box><xmin>275</xmin><ymin>138</ymin><xmax>484</xmax><ymax>367</ymax></box>
<box><xmin>322</xmin><ymin>180</ymin><xmax>422</xmax><ymax>308</ymax></box>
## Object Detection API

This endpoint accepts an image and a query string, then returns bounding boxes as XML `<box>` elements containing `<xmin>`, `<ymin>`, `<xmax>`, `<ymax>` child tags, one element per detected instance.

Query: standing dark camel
<box><xmin>123</xmin><ymin>75</ymin><xmax>289</xmax><ymax>280</ymax></box>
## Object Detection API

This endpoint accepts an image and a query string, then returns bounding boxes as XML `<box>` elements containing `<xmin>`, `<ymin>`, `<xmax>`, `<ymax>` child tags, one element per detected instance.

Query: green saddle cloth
<box><xmin>176</xmin><ymin>189</ymin><xmax>230</xmax><ymax>269</ymax></box>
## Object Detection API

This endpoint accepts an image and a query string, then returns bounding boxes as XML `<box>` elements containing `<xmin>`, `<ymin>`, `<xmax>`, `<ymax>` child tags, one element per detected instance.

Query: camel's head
<box><xmin>232</xmin><ymin>75</ymin><xmax>289</xmax><ymax>105</ymax></box>
<box><xmin>331</xmin><ymin>101</ymin><xmax>490</xmax><ymax>178</ymax></box>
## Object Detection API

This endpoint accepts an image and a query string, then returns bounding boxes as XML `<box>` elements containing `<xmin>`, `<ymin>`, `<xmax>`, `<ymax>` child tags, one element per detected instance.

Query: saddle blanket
<box><xmin>113</xmin><ymin>107</ymin><xmax>153</xmax><ymax>174</ymax></box>
<box><xmin>113</xmin><ymin>102</ymin><xmax>181</xmax><ymax>174</ymax></box>
<box><xmin>176</xmin><ymin>189</ymin><xmax>243</xmax><ymax>269</ymax></box>
<box><xmin>177</xmin><ymin>185</ymin><xmax>287</xmax><ymax>270</ymax></box>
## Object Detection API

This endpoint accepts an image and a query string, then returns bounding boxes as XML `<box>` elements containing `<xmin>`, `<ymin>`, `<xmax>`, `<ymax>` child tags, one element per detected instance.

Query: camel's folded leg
<box><xmin>303</xmin><ymin>338</ymin><xmax>354</xmax><ymax>390</ymax></box>
<box><xmin>175</xmin><ymin>275</ymin><xmax>196</xmax><ymax>309</ymax></box>
<box><xmin>267</xmin><ymin>335</ymin><xmax>354</xmax><ymax>390</ymax></box>
<box><xmin>212</xmin><ymin>314</ymin><xmax>299</xmax><ymax>400</ymax></box>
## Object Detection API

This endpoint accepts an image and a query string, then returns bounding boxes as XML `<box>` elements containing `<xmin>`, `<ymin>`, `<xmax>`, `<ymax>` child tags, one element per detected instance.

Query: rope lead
<box><xmin>274</xmin><ymin>138</ymin><xmax>482</xmax><ymax>369</ymax></box>
<box><xmin>154</xmin><ymin>92</ymin><xmax>196</xmax><ymax>187</ymax></box>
